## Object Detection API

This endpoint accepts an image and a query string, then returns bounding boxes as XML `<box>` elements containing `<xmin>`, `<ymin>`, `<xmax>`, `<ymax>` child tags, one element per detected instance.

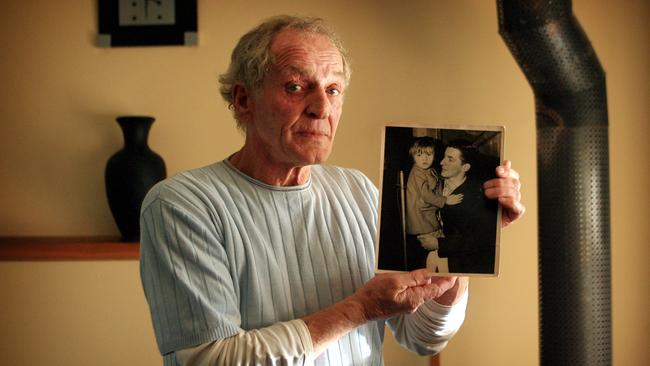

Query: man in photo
<box><xmin>419</xmin><ymin>140</ymin><xmax>500</xmax><ymax>274</ymax></box>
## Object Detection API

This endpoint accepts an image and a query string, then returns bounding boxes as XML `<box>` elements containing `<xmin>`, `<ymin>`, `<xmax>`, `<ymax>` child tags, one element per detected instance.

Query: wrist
<box><xmin>302</xmin><ymin>295</ymin><xmax>369</xmax><ymax>356</ymax></box>
<box><xmin>341</xmin><ymin>293</ymin><xmax>371</xmax><ymax>325</ymax></box>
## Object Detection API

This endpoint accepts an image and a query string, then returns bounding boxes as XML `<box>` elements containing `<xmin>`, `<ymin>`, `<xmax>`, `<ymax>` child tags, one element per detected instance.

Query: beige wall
<box><xmin>0</xmin><ymin>1</ymin><xmax>647</xmax><ymax>365</ymax></box>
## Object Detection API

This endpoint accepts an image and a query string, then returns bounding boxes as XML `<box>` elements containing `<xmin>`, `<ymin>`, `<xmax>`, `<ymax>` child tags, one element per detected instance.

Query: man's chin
<box><xmin>290</xmin><ymin>144</ymin><xmax>332</xmax><ymax>165</ymax></box>
<box><xmin>303</xmin><ymin>153</ymin><xmax>330</xmax><ymax>165</ymax></box>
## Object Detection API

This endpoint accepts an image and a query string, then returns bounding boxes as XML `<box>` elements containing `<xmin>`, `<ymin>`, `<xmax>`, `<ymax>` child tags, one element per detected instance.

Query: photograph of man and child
<box><xmin>376</xmin><ymin>125</ymin><xmax>503</xmax><ymax>276</ymax></box>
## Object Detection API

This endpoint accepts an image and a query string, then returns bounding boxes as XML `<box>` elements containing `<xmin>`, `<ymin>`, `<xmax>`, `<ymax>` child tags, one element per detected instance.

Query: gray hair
<box><xmin>218</xmin><ymin>15</ymin><xmax>351</xmax><ymax>129</ymax></box>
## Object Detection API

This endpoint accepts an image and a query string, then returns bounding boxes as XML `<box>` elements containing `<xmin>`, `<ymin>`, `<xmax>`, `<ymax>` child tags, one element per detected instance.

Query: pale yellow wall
<box><xmin>0</xmin><ymin>1</ymin><xmax>647</xmax><ymax>365</ymax></box>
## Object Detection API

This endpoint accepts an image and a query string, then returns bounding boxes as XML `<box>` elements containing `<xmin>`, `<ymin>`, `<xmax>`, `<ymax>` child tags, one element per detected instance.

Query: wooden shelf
<box><xmin>0</xmin><ymin>236</ymin><xmax>139</xmax><ymax>261</ymax></box>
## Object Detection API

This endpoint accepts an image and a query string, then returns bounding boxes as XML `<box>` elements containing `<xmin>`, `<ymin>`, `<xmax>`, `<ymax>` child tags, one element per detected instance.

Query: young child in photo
<box><xmin>405</xmin><ymin>137</ymin><xmax>463</xmax><ymax>271</ymax></box>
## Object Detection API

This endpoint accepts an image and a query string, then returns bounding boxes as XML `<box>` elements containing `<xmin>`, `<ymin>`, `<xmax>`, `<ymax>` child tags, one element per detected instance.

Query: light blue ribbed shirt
<box><xmin>140</xmin><ymin>160</ymin><xmax>384</xmax><ymax>365</ymax></box>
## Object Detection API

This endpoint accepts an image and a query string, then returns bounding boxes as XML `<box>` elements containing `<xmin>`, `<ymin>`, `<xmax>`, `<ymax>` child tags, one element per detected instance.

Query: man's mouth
<box><xmin>295</xmin><ymin>129</ymin><xmax>329</xmax><ymax>138</ymax></box>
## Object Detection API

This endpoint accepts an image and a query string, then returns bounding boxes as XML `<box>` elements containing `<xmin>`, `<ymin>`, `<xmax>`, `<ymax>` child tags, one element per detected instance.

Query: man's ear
<box><xmin>232</xmin><ymin>83</ymin><xmax>252</xmax><ymax>116</ymax></box>
<box><xmin>462</xmin><ymin>163</ymin><xmax>471</xmax><ymax>173</ymax></box>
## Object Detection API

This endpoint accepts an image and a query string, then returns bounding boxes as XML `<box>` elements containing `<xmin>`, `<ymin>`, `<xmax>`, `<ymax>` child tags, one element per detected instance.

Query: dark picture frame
<box><xmin>97</xmin><ymin>0</ymin><xmax>198</xmax><ymax>47</ymax></box>
<box><xmin>376</xmin><ymin>124</ymin><xmax>504</xmax><ymax>276</ymax></box>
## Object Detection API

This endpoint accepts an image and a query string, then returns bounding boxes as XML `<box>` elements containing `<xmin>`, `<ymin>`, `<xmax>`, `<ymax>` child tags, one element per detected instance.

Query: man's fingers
<box><xmin>499</xmin><ymin>197</ymin><xmax>526</xmax><ymax>227</ymax></box>
<box><xmin>484</xmin><ymin>185</ymin><xmax>521</xmax><ymax>201</ymax></box>
<box><xmin>496</xmin><ymin>160</ymin><xmax>520</xmax><ymax>180</ymax></box>
<box><xmin>500</xmin><ymin>197</ymin><xmax>526</xmax><ymax>215</ymax></box>
<box><xmin>483</xmin><ymin>177</ymin><xmax>521</xmax><ymax>191</ymax></box>
<box><xmin>422</xmin><ymin>277</ymin><xmax>458</xmax><ymax>299</ymax></box>
<box><xmin>429</xmin><ymin>276</ymin><xmax>458</xmax><ymax>291</ymax></box>
<box><xmin>406</xmin><ymin>271</ymin><xmax>457</xmax><ymax>292</ymax></box>
<box><xmin>406</xmin><ymin>276</ymin><xmax>458</xmax><ymax>302</ymax></box>
<box><xmin>408</xmin><ymin>268</ymin><xmax>436</xmax><ymax>286</ymax></box>
<box><xmin>483</xmin><ymin>161</ymin><xmax>526</xmax><ymax>227</ymax></box>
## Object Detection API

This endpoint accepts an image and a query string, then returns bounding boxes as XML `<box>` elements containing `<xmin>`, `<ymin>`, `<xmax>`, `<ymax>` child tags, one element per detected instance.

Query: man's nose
<box><xmin>305</xmin><ymin>89</ymin><xmax>331</xmax><ymax>119</ymax></box>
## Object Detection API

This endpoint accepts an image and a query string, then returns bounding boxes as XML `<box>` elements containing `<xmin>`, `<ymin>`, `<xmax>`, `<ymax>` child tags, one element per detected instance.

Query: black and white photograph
<box><xmin>376</xmin><ymin>125</ymin><xmax>504</xmax><ymax>276</ymax></box>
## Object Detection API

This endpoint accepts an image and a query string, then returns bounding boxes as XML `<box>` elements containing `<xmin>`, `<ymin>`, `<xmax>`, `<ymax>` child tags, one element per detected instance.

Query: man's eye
<box><xmin>327</xmin><ymin>87</ymin><xmax>341</xmax><ymax>96</ymax></box>
<box><xmin>286</xmin><ymin>84</ymin><xmax>302</xmax><ymax>92</ymax></box>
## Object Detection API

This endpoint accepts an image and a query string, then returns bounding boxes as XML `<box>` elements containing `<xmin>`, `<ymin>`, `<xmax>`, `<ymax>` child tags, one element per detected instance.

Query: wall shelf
<box><xmin>0</xmin><ymin>236</ymin><xmax>139</xmax><ymax>261</ymax></box>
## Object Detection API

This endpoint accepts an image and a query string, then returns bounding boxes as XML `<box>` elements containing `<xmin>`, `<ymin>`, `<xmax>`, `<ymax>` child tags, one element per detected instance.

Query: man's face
<box><xmin>413</xmin><ymin>150</ymin><xmax>434</xmax><ymax>170</ymax></box>
<box><xmin>241</xmin><ymin>29</ymin><xmax>345</xmax><ymax>167</ymax></box>
<box><xmin>440</xmin><ymin>147</ymin><xmax>470</xmax><ymax>179</ymax></box>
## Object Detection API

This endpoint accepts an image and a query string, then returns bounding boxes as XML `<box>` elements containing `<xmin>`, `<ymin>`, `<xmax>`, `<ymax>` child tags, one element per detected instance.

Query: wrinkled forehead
<box><xmin>269</xmin><ymin>29</ymin><xmax>344</xmax><ymax>75</ymax></box>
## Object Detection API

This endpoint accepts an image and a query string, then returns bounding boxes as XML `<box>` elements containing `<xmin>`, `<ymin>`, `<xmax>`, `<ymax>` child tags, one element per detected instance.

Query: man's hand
<box><xmin>303</xmin><ymin>270</ymin><xmax>466</xmax><ymax>355</ymax></box>
<box><xmin>483</xmin><ymin>160</ymin><xmax>526</xmax><ymax>227</ymax></box>
<box><xmin>350</xmin><ymin>269</ymin><xmax>458</xmax><ymax>321</ymax></box>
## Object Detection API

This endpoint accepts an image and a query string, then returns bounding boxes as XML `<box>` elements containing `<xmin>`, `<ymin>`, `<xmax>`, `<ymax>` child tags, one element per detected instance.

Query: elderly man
<box><xmin>140</xmin><ymin>15</ymin><xmax>525</xmax><ymax>365</ymax></box>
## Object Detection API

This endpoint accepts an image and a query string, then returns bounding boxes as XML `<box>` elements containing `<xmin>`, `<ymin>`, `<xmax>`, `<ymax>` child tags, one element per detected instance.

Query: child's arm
<box><xmin>420</xmin><ymin>185</ymin><xmax>447</xmax><ymax>208</ymax></box>
<box><xmin>420</xmin><ymin>182</ymin><xmax>464</xmax><ymax>207</ymax></box>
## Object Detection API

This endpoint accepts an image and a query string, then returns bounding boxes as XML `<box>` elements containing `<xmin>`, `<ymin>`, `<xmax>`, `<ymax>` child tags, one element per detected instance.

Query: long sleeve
<box><xmin>386</xmin><ymin>288</ymin><xmax>468</xmax><ymax>355</ymax></box>
<box><xmin>173</xmin><ymin>320</ymin><xmax>314</xmax><ymax>366</ymax></box>
<box><xmin>418</xmin><ymin>172</ymin><xmax>446</xmax><ymax>209</ymax></box>
<box><xmin>406</xmin><ymin>166</ymin><xmax>445</xmax><ymax>234</ymax></box>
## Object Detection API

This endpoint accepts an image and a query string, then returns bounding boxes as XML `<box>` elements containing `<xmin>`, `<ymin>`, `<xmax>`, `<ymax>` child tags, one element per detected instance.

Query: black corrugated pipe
<box><xmin>497</xmin><ymin>1</ymin><xmax>612</xmax><ymax>365</ymax></box>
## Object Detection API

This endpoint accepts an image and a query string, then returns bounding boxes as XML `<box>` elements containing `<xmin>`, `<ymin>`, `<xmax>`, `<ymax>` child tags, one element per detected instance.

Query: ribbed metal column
<box><xmin>497</xmin><ymin>1</ymin><xmax>612</xmax><ymax>365</ymax></box>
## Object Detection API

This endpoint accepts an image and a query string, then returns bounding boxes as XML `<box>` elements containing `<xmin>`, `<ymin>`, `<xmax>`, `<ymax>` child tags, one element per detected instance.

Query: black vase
<box><xmin>105</xmin><ymin>116</ymin><xmax>166</xmax><ymax>242</ymax></box>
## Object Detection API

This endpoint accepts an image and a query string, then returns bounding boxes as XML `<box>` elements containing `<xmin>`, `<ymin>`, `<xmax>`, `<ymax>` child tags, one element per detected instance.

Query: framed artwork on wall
<box><xmin>97</xmin><ymin>0</ymin><xmax>198</xmax><ymax>47</ymax></box>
